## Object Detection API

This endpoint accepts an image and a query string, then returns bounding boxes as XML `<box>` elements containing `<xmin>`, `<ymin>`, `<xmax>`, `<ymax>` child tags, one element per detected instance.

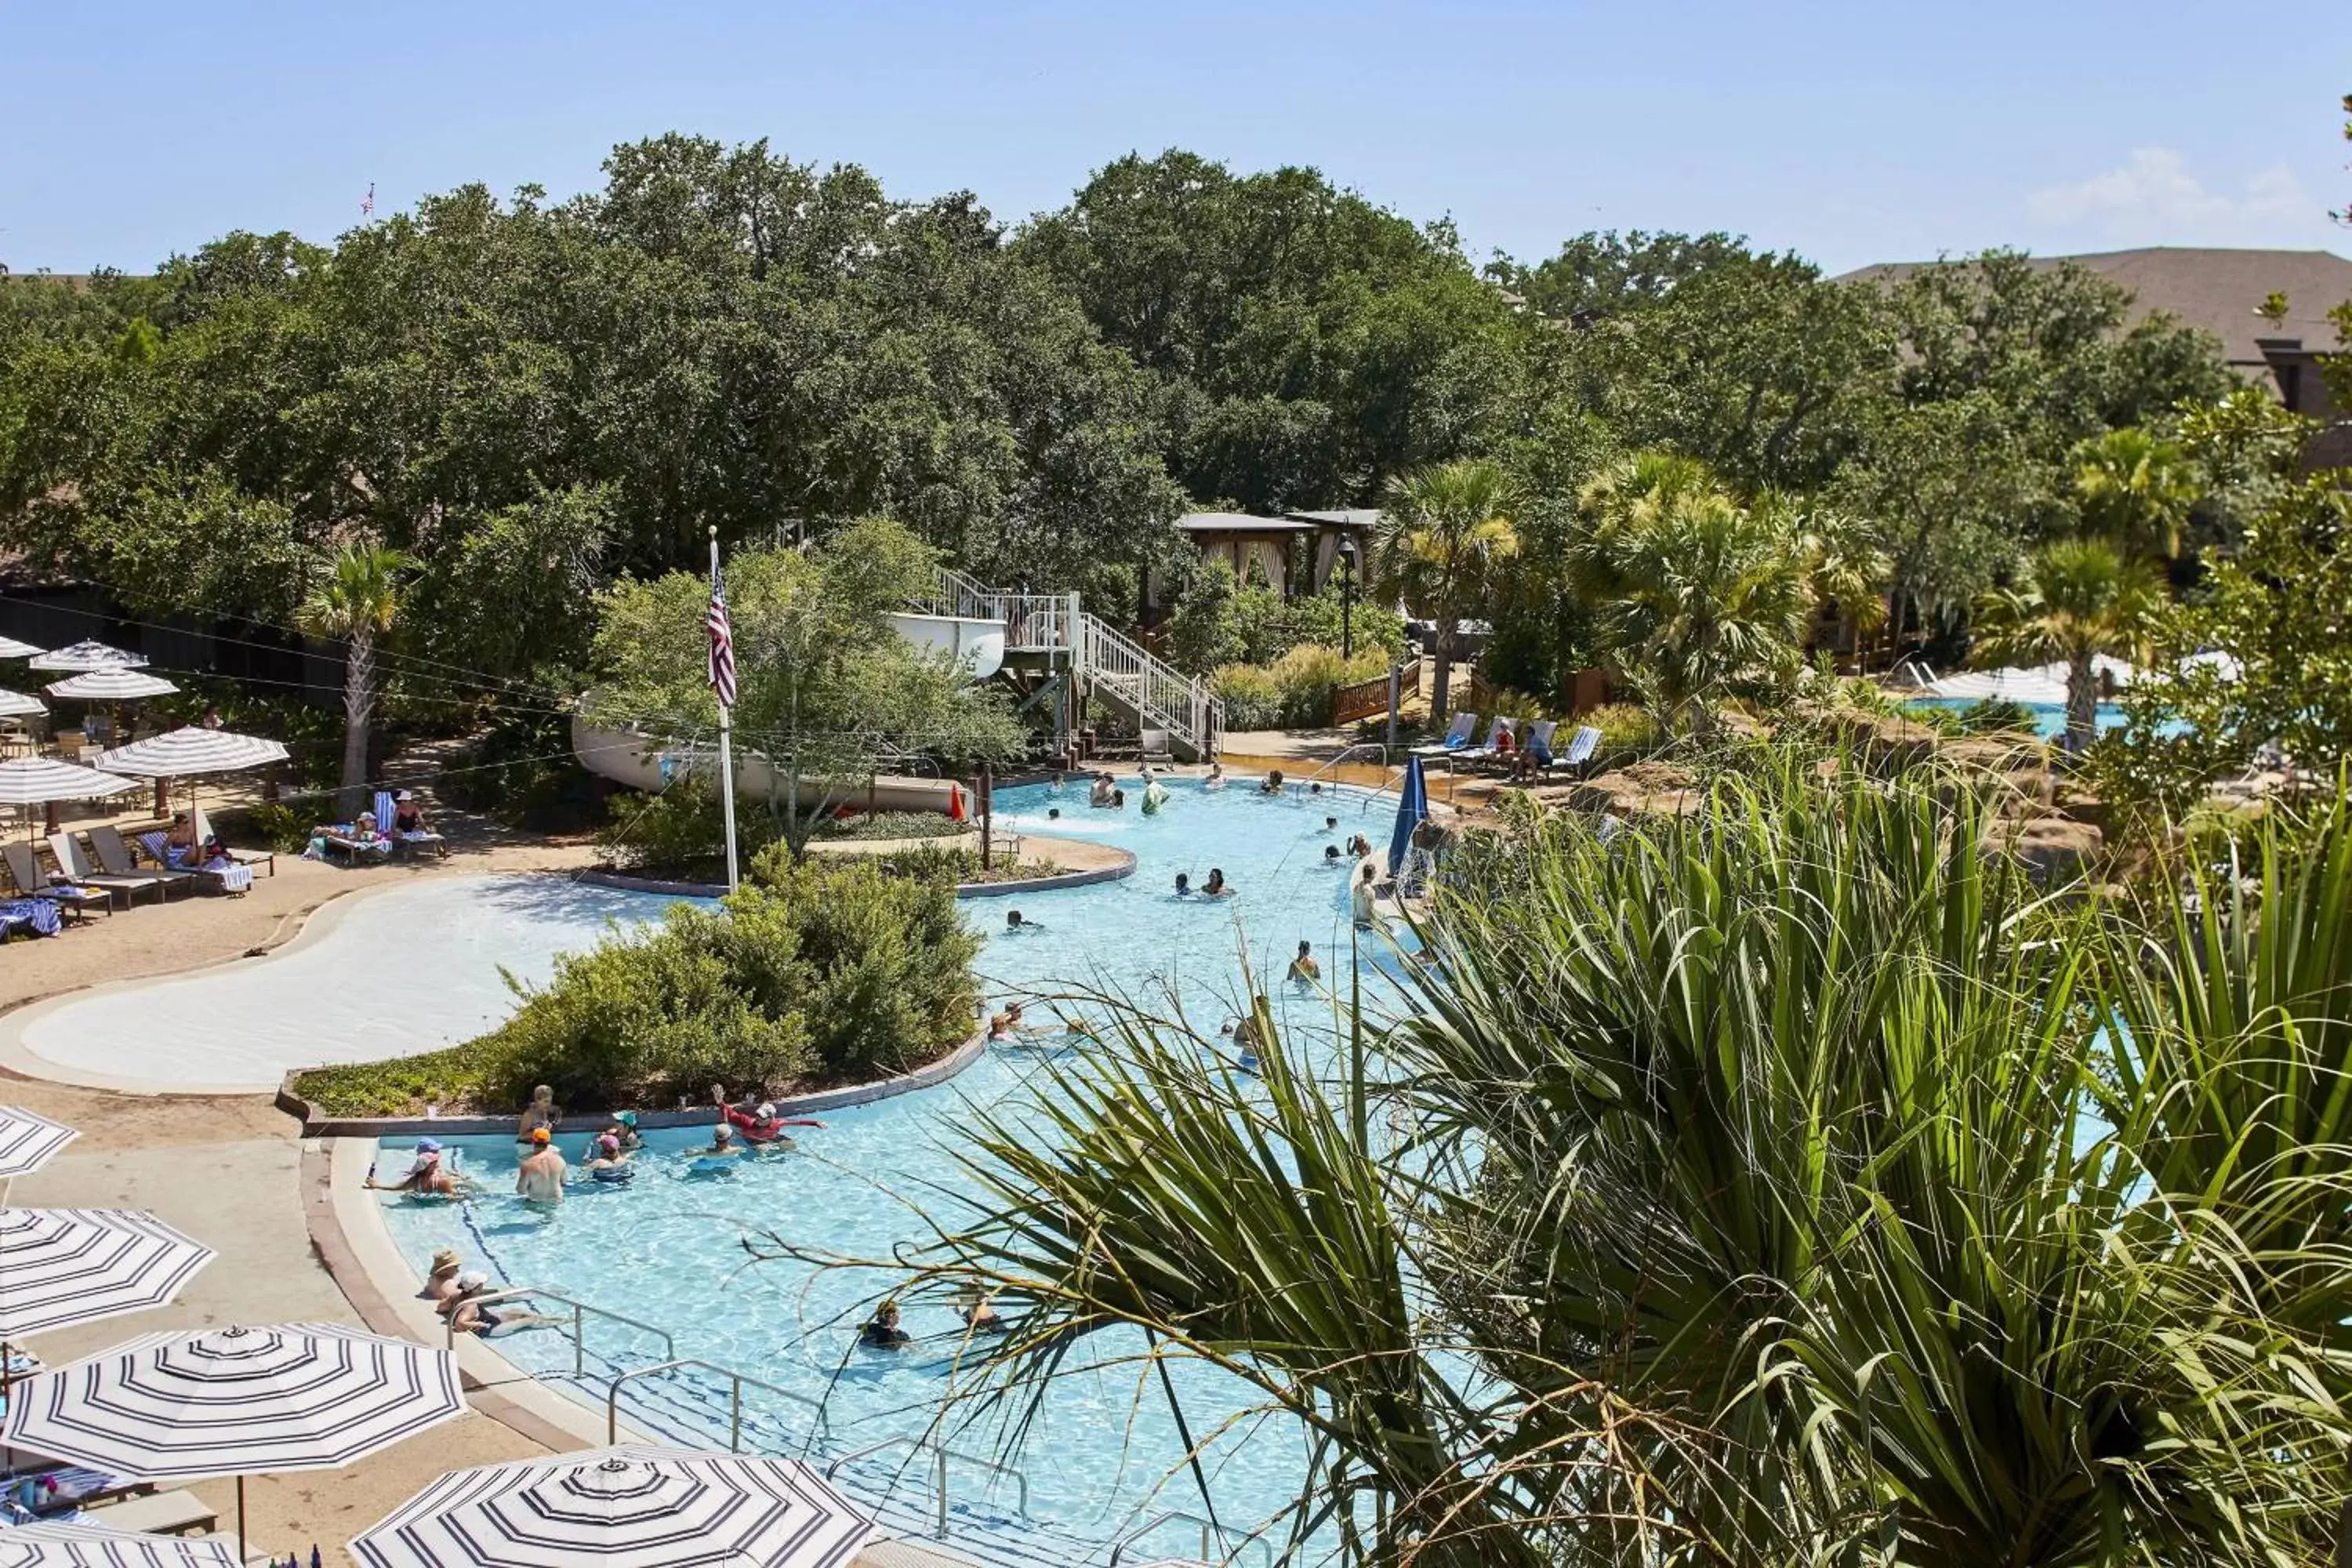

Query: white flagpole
<box><xmin>711</xmin><ymin>527</ymin><xmax>741</xmax><ymax>893</ymax></box>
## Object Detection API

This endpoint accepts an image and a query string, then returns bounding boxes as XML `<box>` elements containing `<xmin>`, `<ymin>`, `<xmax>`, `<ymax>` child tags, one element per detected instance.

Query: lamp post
<box><xmin>1338</xmin><ymin>538</ymin><xmax>1359</xmax><ymax>661</ymax></box>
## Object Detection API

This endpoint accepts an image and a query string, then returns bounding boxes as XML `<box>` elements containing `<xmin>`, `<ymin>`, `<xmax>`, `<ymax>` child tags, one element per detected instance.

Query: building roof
<box><xmin>1837</xmin><ymin>247</ymin><xmax>2352</xmax><ymax>368</ymax></box>
<box><xmin>1283</xmin><ymin>509</ymin><xmax>1382</xmax><ymax>528</ymax></box>
<box><xmin>1175</xmin><ymin>512</ymin><xmax>1316</xmax><ymax>535</ymax></box>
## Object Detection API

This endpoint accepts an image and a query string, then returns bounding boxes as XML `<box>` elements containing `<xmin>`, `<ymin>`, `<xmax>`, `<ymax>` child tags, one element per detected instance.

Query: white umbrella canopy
<box><xmin>352</xmin><ymin>1446</ymin><xmax>873</xmax><ymax>1568</ymax></box>
<box><xmin>27</xmin><ymin>641</ymin><xmax>147</xmax><ymax>673</ymax></box>
<box><xmin>0</xmin><ymin>636</ymin><xmax>43</xmax><ymax>661</ymax></box>
<box><xmin>43</xmin><ymin>669</ymin><xmax>178</xmax><ymax>702</ymax></box>
<box><xmin>0</xmin><ymin>757</ymin><xmax>136</xmax><ymax>807</ymax></box>
<box><xmin>96</xmin><ymin>728</ymin><xmax>289</xmax><ymax>778</ymax></box>
<box><xmin>0</xmin><ymin>1208</ymin><xmax>215</xmax><ymax>1341</ymax></box>
<box><xmin>0</xmin><ymin>1105</ymin><xmax>78</xmax><ymax>1180</ymax></box>
<box><xmin>0</xmin><ymin>1521</ymin><xmax>242</xmax><ymax>1568</ymax></box>
<box><xmin>0</xmin><ymin>688</ymin><xmax>49</xmax><ymax>719</ymax></box>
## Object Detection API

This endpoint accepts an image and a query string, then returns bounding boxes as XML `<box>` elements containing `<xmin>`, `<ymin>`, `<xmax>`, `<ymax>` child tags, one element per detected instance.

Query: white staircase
<box><xmin>915</xmin><ymin>568</ymin><xmax>1222</xmax><ymax>760</ymax></box>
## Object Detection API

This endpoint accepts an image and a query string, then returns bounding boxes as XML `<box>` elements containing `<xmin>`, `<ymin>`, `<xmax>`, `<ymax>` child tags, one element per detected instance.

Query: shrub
<box><xmin>811</xmin><ymin>810</ymin><xmax>965</xmax><ymax>842</ymax></box>
<box><xmin>1212</xmin><ymin>662</ymin><xmax>1282</xmax><ymax>730</ymax></box>
<box><xmin>221</xmin><ymin>800</ymin><xmax>313</xmax><ymax>855</ymax></box>
<box><xmin>441</xmin><ymin>709</ymin><xmax>604</xmax><ymax>831</ymax></box>
<box><xmin>1265</xmin><ymin>643</ymin><xmax>1389</xmax><ymax>728</ymax></box>
<box><xmin>598</xmin><ymin>781</ymin><xmax>777</xmax><ymax>873</ymax></box>
<box><xmin>1956</xmin><ymin>697</ymin><xmax>2039</xmax><ymax>736</ymax></box>
<box><xmin>748</xmin><ymin>847</ymin><xmax>980</xmax><ymax>1080</ymax></box>
<box><xmin>1584</xmin><ymin>702</ymin><xmax>1661</xmax><ymax>762</ymax></box>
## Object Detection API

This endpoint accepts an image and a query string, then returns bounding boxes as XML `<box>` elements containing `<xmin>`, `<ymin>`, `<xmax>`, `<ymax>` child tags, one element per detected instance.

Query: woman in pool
<box><xmin>957</xmin><ymin>1287</ymin><xmax>1007</xmax><ymax>1334</ymax></box>
<box><xmin>1287</xmin><ymin>940</ymin><xmax>1320</xmax><ymax>984</ymax></box>
<box><xmin>1203</xmin><ymin>868</ymin><xmax>1233</xmax><ymax>898</ymax></box>
<box><xmin>585</xmin><ymin>1132</ymin><xmax>634</xmax><ymax>1184</ymax></box>
<box><xmin>860</xmin><ymin>1298</ymin><xmax>913</xmax><ymax>1349</ymax></box>
<box><xmin>1173</xmin><ymin>873</ymin><xmax>1191</xmax><ymax>897</ymax></box>
<box><xmin>368</xmin><ymin>1139</ymin><xmax>462</xmax><ymax>1197</ymax></box>
<box><xmin>1089</xmin><ymin>773</ymin><xmax>1115</xmax><ymax>808</ymax></box>
<box><xmin>1111</xmin><ymin>788</ymin><xmax>1127</xmax><ymax>809</ymax></box>
<box><xmin>1258</xmin><ymin>768</ymin><xmax>1286</xmax><ymax>796</ymax></box>
<box><xmin>1346</xmin><ymin>833</ymin><xmax>1373</xmax><ymax>860</ymax></box>
<box><xmin>516</xmin><ymin>1084</ymin><xmax>558</xmax><ymax>1148</ymax></box>
<box><xmin>1203</xmin><ymin>763</ymin><xmax>1227</xmax><ymax>791</ymax></box>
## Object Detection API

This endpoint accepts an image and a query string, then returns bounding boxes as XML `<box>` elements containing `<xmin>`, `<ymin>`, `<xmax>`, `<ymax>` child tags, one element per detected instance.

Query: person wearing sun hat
<box><xmin>420</xmin><ymin>1247</ymin><xmax>466</xmax><ymax>1313</ymax></box>
<box><xmin>366</xmin><ymin>1137</ymin><xmax>457</xmax><ymax>1196</ymax></box>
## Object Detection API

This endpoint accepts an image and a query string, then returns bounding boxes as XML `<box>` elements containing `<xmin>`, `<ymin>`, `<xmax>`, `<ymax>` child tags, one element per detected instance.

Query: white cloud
<box><xmin>2025</xmin><ymin>147</ymin><xmax>2325</xmax><ymax>244</ymax></box>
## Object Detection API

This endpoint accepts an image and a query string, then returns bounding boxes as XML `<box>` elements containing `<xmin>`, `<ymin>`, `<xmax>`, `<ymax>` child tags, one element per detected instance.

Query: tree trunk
<box><xmin>2066</xmin><ymin>653</ymin><xmax>2098</xmax><ymax>756</ymax></box>
<box><xmin>340</xmin><ymin>630</ymin><xmax>376</xmax><ymax>818</ymax></box>
<box><xmin>1430</xmin><ymin>620</ymin><xmax>1456</xmax><ymax>724</ymax></box>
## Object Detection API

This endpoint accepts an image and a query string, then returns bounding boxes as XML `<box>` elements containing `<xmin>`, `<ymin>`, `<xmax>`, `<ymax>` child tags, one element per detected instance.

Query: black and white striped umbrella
<box><xmin>0</xmin><ymin>1106</ymin><xmax>78</xmax><ymax>1180</ymax></box>
<box><xmin>0</xmin><ymin>1209</ymin><xmax>214</xmax><ymax>1340</ymax></box>
<box><xmin>95</xmin><ymin>728</ymin><xmax>289</xmax><ymax>778</ymax></box>
<box><xmin>42</xmin><ymin>669</ymin><xmax>177</xmax><ymax>702</ymax></box>
<box><xmin>0</xmin><ymin>759</ymin><xmax>136</xmax><ymax>808</ymax></box>
<box><xmin>0</xmin><ymin>1323</ymin><xmax>464</xmax><ymax>1481</ymax></box>
<box><xmin>27</xmin><ymin>641</ymin><xmax>146</xmax><ymax>673</ymax></box>
<box><xmin>351</xmin><ymin>1446</ymin><xmax>873</xmax><ymax>1568</ymax></box>
<box><xmin>0</xmin><ymin>1521</ymin><xmax>241</xmax><ymax>1568</ymax></box>
<box><xmin>0</xmin><ymin>637</ymin><xmax>42</xmax><ymax>661</ymax></box>
<box><xmin>0</xmin><ymin>688</ymin><xmax>45</xmax><ymax>718</ymax></box>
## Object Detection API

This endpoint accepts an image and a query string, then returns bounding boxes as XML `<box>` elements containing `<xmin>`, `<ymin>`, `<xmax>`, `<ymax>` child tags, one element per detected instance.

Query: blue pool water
<box><xmin>376</xmin><ymin>779</ymin><xmax>1403</xmax><ymax>1542</ymax></box>
<box><xmin>1903</xmin><ymin>697</ymin><xmax>2124</xmax><ymax>740</ymax></box>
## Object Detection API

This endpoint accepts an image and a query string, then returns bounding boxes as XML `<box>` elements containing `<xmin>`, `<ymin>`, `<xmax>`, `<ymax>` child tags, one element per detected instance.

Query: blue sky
<box><xmin>5</xmin><ymin>2</ymin><xmax>2347</xmax><ymax>276</ymax></box>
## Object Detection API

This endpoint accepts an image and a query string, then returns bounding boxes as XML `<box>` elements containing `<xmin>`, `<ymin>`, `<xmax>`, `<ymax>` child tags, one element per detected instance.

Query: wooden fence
<box><xmin>1330</xmin><ymin>660</ymin><xmax>1420</xmax><ymax>726</ymax></box>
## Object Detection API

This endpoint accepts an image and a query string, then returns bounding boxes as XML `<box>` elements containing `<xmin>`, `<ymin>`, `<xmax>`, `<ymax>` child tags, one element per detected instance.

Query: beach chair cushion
<box><xmin>81</xmin><ymin>1488</ymin><xmax>216</xmax><ymax>1537</ymax></box>
<box><xmin>375</xmin><ymin>792</ymin><xmax>445</xmax><ymax>855</ymax></box>
<box><xmin>136</xmin><ymin>833</ymin><xmax>252</xmax><ymax>895</ymax></box>
<box><xmin>93</xmin><ymin>826</ymin><xmax>194</xmax><ymax>897</ymax></box>
<box><xmin>1560</xmin><ymin>724</ymin><xmax>1601</xmax><ymax>768</ymax></box>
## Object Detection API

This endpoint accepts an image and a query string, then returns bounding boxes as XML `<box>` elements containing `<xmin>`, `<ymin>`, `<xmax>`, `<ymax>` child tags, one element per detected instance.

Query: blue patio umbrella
<box><xmin>1388</xmin><ymin>755</ymin><xmax>1428</xmax><ymax>875</ymax></box>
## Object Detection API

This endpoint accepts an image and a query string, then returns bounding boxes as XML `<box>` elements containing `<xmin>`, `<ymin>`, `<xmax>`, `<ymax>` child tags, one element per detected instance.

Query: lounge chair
<box><xmin>1138</xmin><ymin>729</ymin><xmax>1174</xmax><ymax>767</ymax></box>
<box><xmin>376</xmin><ymin>791</ymin><xmax>447</xmax><ymax>860</ymax></box>
<box><xmin>1551</xmin><ymin>724</ymin><xmax>1602</xmax><ymax>779</ymax></box>
<box><xmin>81</xmin><ymin>1488</ymin><xmax>216</xmax><ymax>1537</ymax></box>
<box><xmin>193</xmin><ymin>807</ymin><xmax>274</xmax><ymax>877</ymax></box>
<box><xmin>1453</xmin><ymin>716</ymin><xmax>1518</xmax><ymax>771</ymax></box>
<box><xmin>1515</xmin><ymin>719</ymin><xmax>1559</xmax><ymax>774</ymax></box>
<box><xmin>48</xmin><ymin>832</ymin><xmax>166</xmax><ymax>906</ymax></box>
<box><xmin>88</xmin><ymin>825</ymin><xmax>197</xmax><ymax>900</ymax></box>
<box><xmin>133</xmin><ymin>829</ymin><xmax>252</xmax><ymax>898</ymax></box>
<box><xmin>1</xmin><ymin>840</ymin><xmax>111</xmax><ymax>919</ymax></box>
<box><xmin>1408</xmin><ymin>711</ymin><xmax>1478</xmax><ymax>760</ymax></box>
<box><xmin>318</xmin><ymin>822</ymin><xmax>393</xmax><ymax>865</ymax></box>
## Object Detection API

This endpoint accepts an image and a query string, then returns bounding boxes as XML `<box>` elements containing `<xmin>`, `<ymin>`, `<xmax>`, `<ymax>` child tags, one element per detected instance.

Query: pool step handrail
<box><xmin>1294</xmin><ymin>742</ymin><xmax>1392</xmax><ymax>808</ymax></box>
<box><xmin>826</xmin><ymin>1435</ymin><xmax>1032</xmax><ymax>1537</ymax></box>
<box><xmin>451</xmin><ymin>1287</ymin><xmax>676</xmax><ymax>1374</ymax></box>
<box><xmin>606</xmin><ymin>1358</ymin><xmax>831</xmax><ymax>1452</ymax></box>
<box><xmin>1108</xmin><ymin>1509</ymin><xmax>1275</xmax><ymax>1567</ymax></box>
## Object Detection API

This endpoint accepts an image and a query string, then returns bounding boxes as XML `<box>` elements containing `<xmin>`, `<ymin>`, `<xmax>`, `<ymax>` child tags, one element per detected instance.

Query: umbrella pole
<box><xmin>238</xmin><ymin>1472</ymin><xmax>246</xmax><ymax>1562</ymax></box>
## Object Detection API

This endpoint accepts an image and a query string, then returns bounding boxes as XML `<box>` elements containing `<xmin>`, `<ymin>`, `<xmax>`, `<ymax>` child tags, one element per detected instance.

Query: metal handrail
<box><xmin>606</xmin><ymin>1359</ymin><xmax>831</xmax><ymax>1452</ymax></box>
<box><xmin>1295</xmin><ymin>742</ymin><xmax>1391</xmax><ymax>800</ymax></box>
<box><xmin>1109</xmin><ymin>1509</ymin><xmax>1275</xmax><ymax>1566</ymax></box>
<box><xmin>447</xmin><ymin>1287</ymin><xmax>676</xmax><ymax>1375</ymax></box>
<box><xmin>824</xmin><ymin>1435</ymin><xmax>1031</xmax><ymax>1536</ymax></box>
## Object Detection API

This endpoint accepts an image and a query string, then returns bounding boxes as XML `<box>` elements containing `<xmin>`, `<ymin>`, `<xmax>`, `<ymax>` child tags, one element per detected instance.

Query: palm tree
<box><xmin>2073</xmin><ymin>426</ymin><xmax>2200</xmax><ymax>558</ymax></box>
<box><xmin>1971</xmin><ymin>537</ymin><xmax>2157</xmax><ymax>753</ymax></box>
<box><xmin>1374</xmin><ymin>459</ymin><xmax>1519</xmax><ymax>721</ymax></box>
<box><xmin>297</xmin><ymin>539</ymin><xmax>414</xmax><ymax>815</ymax></box>
<box><xmin>1577</xmin><ymin>454</ymin><xmax>1814</xmax><ymax>735</ymax></box>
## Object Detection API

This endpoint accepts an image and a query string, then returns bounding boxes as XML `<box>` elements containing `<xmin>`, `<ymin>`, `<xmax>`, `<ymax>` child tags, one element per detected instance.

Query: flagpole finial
<box><xmin>709</xmin><ymin>524</ymin><xmax>718</xmax><ymax>541</ymax></box>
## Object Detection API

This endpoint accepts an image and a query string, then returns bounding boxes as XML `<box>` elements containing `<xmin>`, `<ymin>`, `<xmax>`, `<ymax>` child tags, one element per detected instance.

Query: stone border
<box><xmin>577</xmin><ymin>844</ymin><xmax>1137</xmax><ymax>902</ymax></box>
<box><xmin>278</xmin><ymin>1028</ymin><xmax>990</xmax><ymax>1138</ymax></box>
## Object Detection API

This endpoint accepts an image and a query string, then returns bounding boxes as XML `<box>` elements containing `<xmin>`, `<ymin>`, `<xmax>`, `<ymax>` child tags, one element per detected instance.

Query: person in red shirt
<box><xmin>710</xmin><ymin>1084</ymin><xmax>826</xmax><ymax>1147</ymax></box>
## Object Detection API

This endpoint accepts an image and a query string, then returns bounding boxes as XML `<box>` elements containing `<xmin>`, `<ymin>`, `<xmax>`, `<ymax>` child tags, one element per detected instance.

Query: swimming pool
<box><xmin>1902</xmin><ymin>697</ymin><xmax>2124</xmax><ymax>740</ymax></box>
<box><xmin>374</xmin><ymin>779</ymin><xmax>1403</xmax><ymax>1543</ymax></box>
<box><xmin>13</xmin><ymin>877</ymin><xmax>693</xmax><ymax>1091</ymax></box>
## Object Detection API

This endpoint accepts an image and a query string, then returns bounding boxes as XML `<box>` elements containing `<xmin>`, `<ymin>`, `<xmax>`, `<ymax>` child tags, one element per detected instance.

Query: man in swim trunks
<box><xmin>710</xmin><ymin>1084</ymin><xmax>825</xmax><ymax>1147</ymax></box>
<box><xmin>515</xmin><ymin>1127</ymin><xmax>566</xmax><ymax>1203</ymax></box>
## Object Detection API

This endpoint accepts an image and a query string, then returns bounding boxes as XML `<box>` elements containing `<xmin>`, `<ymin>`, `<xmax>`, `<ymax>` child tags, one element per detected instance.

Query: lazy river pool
<box><xmin>372</xmin><ymin>778</ymin><xmax>1410</xmax><ymax>1545</ymax></box>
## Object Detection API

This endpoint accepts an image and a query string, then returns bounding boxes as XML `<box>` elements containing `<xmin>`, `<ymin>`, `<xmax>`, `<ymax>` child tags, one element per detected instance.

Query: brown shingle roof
<box><xmin>1838</xmin><ymin>246</ymin><xmax>2352</xmax><ymax>368</ymax></box>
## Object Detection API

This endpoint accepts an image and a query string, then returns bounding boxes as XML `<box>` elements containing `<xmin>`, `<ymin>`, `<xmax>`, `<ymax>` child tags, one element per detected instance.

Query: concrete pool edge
<box><xmin>575</xmin><ymin>842</ymin><xmax>1139</xmax><ymax>902</ymax></box>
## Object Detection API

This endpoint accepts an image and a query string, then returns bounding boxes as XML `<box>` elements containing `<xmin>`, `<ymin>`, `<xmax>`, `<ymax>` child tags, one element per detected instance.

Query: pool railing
<box><xmin>826</xmin><ymin>1436</ymin><xmax>1033</xmax><ymax>1537</ymax></box>
<box><xmin>1110</xmin><ymin>1509</ymin><xmax>1276</xmax><ymax>1567</ymax></box>
<box><xmin>449</xmin><ymin>1286</ymin><xmax>676</xmax><ymax>1373</ymax></box>
<box><xmin>607</xmin><ymin>1357</ymin><xmax>833</xmax><ymax>1452</ymax></box>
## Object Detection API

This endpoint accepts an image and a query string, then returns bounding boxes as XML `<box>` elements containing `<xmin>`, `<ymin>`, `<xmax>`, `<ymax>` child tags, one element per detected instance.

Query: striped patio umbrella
<box><xmin>96</xmin><ymin>728</ymin><xmax>288</xmax><ymax>777</ymax></box>
<box><xmin>3</xmin><ymin>1323</ymin><xmax>468</xmax><ymax>1560</ymax></box>
<box><xmin>0</xmin><ymin>690</ymin><xmax>45</xmax><ymax>718</ymax></box>
<box><xmin>42</xmin><ymin>669</ymin><xmax>177</xmax><ymax>702</ymax></box>
<box><xmin>0</xmin><ymin>1105</ymin><xmax>78</xmax><ymax>1180</ymax></box>
<box><xmin>0</xmin><ymin>637</ymin><xmax>43</xmax><ymax>661</ymax></box>
<box><xmin>0</xmin><ymin>1522</ymin><xmax>241</xmax><ymax>1568</ymax></box>
<box><xmin>0</xmin><ymin>1209</ymin><xmax>214</xmax><ymax>1341</ymax></box>
<box><xmin>351</xmin><ymin>1446</ymin><xmax>872</xmax><ymax>1568</ymax></box>
<box><xmin>0</xmin><ymin>759</ymin><xmax>136</xmax><ymax>808</ymax></box>
<box><xmin>27</xmin><ymin>641</ymin><xmax>146</xmax><ymax>673</ymax></box>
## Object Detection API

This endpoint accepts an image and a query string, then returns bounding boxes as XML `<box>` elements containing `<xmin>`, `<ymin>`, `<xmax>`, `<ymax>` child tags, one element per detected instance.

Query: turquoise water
<box><xmin>1903</xmin><ymin>697</ymin><xmax>2124</xmax><ymax>740</ymax></box>
<box><xmin>376</xmin><ymin>779</ymin><xmax>1403</xmax><ymax>1541</ymax></box>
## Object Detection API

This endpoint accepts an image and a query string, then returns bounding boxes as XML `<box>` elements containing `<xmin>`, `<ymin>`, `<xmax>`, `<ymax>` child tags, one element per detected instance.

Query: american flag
<box><xmin>361</xmin><ymin>183</ymin><xmax>375</xmax><ymax>218</ymax></box>
<box><xmin>706</xmin><ymin>559</ymin><xmax>738</xmax><ymax>708</ymax></box>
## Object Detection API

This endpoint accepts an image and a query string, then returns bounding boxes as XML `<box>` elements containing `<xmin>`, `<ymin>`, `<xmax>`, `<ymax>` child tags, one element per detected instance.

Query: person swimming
<box><xmin>586</xmin><ymin>1132</ymin><xmax>633</xmax><ymax>1183</ymax></box>
<box><xmin>1352</xmin><ymin>862</ymin><xmax>1379</xmax><ymax>927</ymax></box>
<box><xmin>367</xmin><ymin>1139</ymin><xmax>460</xmax><ymax>1196</ymax></box>
<box><xmin>1089</xmin><ymin>773</ymin><xmax>1116</xmax><ymax>807</ymax></box>
<box><xmin>1323</xmin><ymin>844</ymin><xmax>1342</xmax><ymax>866</ymax></box>
<box><xmin>1258</xmin><ymin>768</ymin><xmax>1286</xmax><ymax>795</ymax></box>
<box><xmin>957</xmin><ymin>1288</ymin><xmax>1007</xmax><ymax>1334</ymax></box>
<box><xmin>1346</xmin><ymin>833</ymin><xmax>1373</xmax><ymax>859</ymax></box>
<box><xmin>859</xmin><ymin>1299</ymin><xmax>913</xmax><ymax>1349</ymax></box>
<box><xmin>1203</xmin><ymin>763</ymin><xmax>1227</xmax><ymax>791</ymax></box>
<box><xmin>1047</xmin><ymin>807</ymin><xmax>1062</xmax><ymax>819</ymax></box>
<box><xmin>1324</xmin><ymin>815</ymin><xmax>1339</xmax><ymax>831</ymax></box>
<box><xmin>1309</xmin><ymin>781</ymin><xmax>1323</xmax><ymax>795</ymax></box>
<box><xmin>1006</xmin><ymin>909</ymin><xmax>1041</xmax><ymax>933</ymax></box>
<box><xmin>1140</xmin><ymin>776</ymin><xmax>1169</xmax><ymax>815</ymax></box>
<box><xmin>1173</xmin><ymin>873</ymin><xmax>1192</xmax><ymax>897</ymax></box>
<box><xmin>1111</xmin><ymin>788</ymin><xmax>1127</xmax><ymax>809</ymax></box>
<box><xmin>1287</xmin><ymin>941</ymin><xmax>1321</xmax><ymax>984</ymax></box>
<box><xmin>1203</xmin><ymin>867</ymin><xmax>1233</xmax><ymax>897</ymax></box>
<box><xmin>711</xmin><ymin>1084</ymin><xmax>824</xmax><ymax>1147</ymax></box>
<box><xmin>515</xmin><ymin>1084</ymin><xmax>557</xmax><ymax>1148</ymax></box>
